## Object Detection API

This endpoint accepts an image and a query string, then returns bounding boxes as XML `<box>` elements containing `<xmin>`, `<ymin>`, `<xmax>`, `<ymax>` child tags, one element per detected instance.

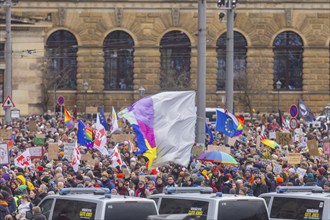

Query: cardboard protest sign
<box><xmin>64</xmin><ymin>143</ymin><xmax>75</xmax><ymax>162</ymax></box>
<box><xmin>219</xmin><ymin>146</ymin><xmax>231</xmax><ymax>154</ymax></box>
<box><xmin>48</xmin><ymin>143</ymin><xmax>59</xmax><ymax>160</ymax></box>
<box><xmin>276</xmin><ymin>132</ymin><xmax>293</xmax><ymax>146</ymax></box>
<box><xmin>0</xmin><ymin>129</ymin><xmax>12</xmax><ymax>139</ymax></box>
<box><xmin>228</xmin><ymin>136</ymin><xmax>239</xmax><ymax>146</ymax></box>
<box><xmin>82</xmin><ymin>152</ymin><xmax>95</xmax><ymax>165</ymax></box>
<box><xmin>273</xmin><ymin>164</ymin><xmax>282</xmax><ymax>174</ymax></box>
<box><xmin>296</xmin><ymin>167</ymin><xmax>307</xmax><ymax>178</ymax></box>
<box><xmin>288</xmin><ymin>153</ymin><xmax>301</xmax><ymax>165</ymax></box>
<box><xmin>28</xmin><ymin>120</ymin><xmax>38</xmax><ymax>132</ymax></box>
<box><xmin>111</xmin><ymin>134</ymin><xmax>135</xmax><ymax>143</ymax></box>
<box><xmin>192</xmin><ymin>145</ymin><xmax>204</xmax><ymax>157</ymax></box>
<box><xmin>307</xmin><ymin>139</ymin><xmax>319</xmax><ymax>156</ymax></box>
<box><xmin>207</xmin><ymin>145</ymin><xmax>219</xmax><ymax>152</ymax></box>
<box><xmin>28</xmin><ymin>146</ymin><xmax>44</xmax><ymax>159</ymax></box>
<box><xmin>323</xmin><ymin>142</ymin><xmax>330</xmax><ymax>156</ymax></box>
<box><xmin>0</xmin><ymin>144</ymin><xmax>9</xmax><ymax>164</ymax></box>
<box><xmin>86</xmin><ymin>106</ymin><xmax>98</xmax><ymax>114</ymax></box>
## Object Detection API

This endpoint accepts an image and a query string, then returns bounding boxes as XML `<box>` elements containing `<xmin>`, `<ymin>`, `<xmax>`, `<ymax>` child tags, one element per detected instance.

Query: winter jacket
<box><xmin>0</xmin><ymin>201</ymin><xmax>10</xmax><ymax>220</ymax></box>
<box><xmin>252</xmin><ymin>183</ymin><xmax>268</xmax><ymax>197</ymax></box>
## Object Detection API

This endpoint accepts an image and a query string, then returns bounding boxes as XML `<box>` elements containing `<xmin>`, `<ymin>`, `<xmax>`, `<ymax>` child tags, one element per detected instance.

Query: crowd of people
<box><xmin>0</xmin><ymin>110</ymin><xmax>329</xmax><ymax>220</ymax></box>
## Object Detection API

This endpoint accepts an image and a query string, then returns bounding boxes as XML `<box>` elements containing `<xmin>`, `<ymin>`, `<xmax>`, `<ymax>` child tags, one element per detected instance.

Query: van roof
<box><xmin>260</xmin><ymin>192</ymin><xmax>330</xmax><ymax>199</ymax></box>
<box><xmin>45</xmin><ymin>194</ymin><xmax>156</xmax><ymax>203</ymax></box>
<box><xmin>149</xmin><ymin>193</ymin><xmax>265</xmax><ymax>202</ymax></box>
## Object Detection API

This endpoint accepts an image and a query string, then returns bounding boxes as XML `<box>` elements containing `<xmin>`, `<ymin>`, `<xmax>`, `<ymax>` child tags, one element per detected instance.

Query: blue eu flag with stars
<box><xmin>215</xmin><ymin>110</ymin><xmax>238</xmax><ymax>137</ymax></box>
<box><xmin>99</xmin><ymin>107</ymin><xmax>109</xmax><ymax>131</ymax></box>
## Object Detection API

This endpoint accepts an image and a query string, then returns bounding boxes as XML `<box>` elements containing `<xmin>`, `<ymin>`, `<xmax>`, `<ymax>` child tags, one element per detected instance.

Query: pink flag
<box><xmin>14</xmin><ymin>150</ymin><xmax>32</xmax><ymax>168</ymax></box>
<box><xmin>93</xmin><ymin>114</ymin><xmax>109</xmax><ymax>156</ymax></box>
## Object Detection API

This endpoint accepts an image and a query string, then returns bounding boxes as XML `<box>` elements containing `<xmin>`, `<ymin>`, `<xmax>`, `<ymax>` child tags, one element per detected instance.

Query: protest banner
<box><xmin>0</xmin><ymin>144</ymin><xmax>9</xmax><ymax>164</ymax></box>
<box><xmin>307</xmin><ymin>139</ymin><xmax>319</xmax><ymax>156</ymax></box>
<box><xmin>34</xmin><ymin>134</ymin><xmax>46</xmax><ymax>146</ymax></box>
<box><xmin>276</xmin><ymin>132</ymin><xmax>293</xmax><ymax>146</ymax></box>
<box><xmin>288</xmin><ymin>153</ymin><xmax>301</xmax><ymax>165</ymax></box>
<box><xmin>28</xmin><ymin>146</ymin><xmax>44</xmax><ymax>159</ymax></box>
<box><xmin>48</xmin><ymin>143</ymin><xmax>59</xmax><ymax>160</ymax></box>
<box><xmin>111</xmin><ymin>134</ymin><xmax>135</xmax><ymax>143</ymax></box>
<box><xmin>0</xmin><ymin>129</ymin><xmax>12</xmax><ymax>139</ymax></box>
<box><xmin>64</xmin><ymin>143</ymin><xmax>75</xmax><ymax>162</ymax></box>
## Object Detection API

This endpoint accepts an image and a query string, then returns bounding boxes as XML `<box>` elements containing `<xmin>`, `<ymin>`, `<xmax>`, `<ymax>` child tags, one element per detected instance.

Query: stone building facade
<box><xmin>0</xmin><ymin>0</ymin><xmax>329</xmax><ymax>116</ymax></box>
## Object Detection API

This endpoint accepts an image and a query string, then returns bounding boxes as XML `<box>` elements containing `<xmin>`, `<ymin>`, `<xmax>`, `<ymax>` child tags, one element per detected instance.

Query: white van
<box><xmin>148</xmin><ymin>187</ymin><xmax>269</xmax><ymax>220</ymax></box>
<box><xmin>38</xmin><ymin>188</ymin><xmax>158</xmax><ymax>220</ymax></box>
<box><xmin>259</xmin><ymin>186</ymin><xmax>330</xmax><ymax>220</ymax></box>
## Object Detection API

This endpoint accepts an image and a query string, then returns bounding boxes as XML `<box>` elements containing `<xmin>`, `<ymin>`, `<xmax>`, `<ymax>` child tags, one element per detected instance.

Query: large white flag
<box><xmin>111</xmin><ymin>144</ymin><xmax>123</xmax><ymax>168</ymax></box>
<box><xmin>71</xmin><ymin>142</ymin><xmax>81</xmax><ymax>172</ymax></box>
<box><xmin>111</xmin><ymin>106</ymin><xmax>119</xmax><ymax>134</ymax></box>
<box><xmin>118</xmin><ymin>91</ymin><xmax>196</xmax><ymax>168</ymax></box>
<box><xmin>94</xmin><ymin>114</ymin><xmax>109</xmax><ymax>156</ymax></box>
<box><xmin>14</xmin><ymin>149</ymin><xmax>32</xmax><ymax>168</ymax></box>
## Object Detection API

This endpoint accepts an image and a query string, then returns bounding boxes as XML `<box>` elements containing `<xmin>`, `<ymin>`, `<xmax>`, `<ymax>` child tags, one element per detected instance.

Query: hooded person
<box><xmin>100</xmin><ymin>172</ymin><xmax>115</xmax><ymax>190</ymax></box>
<box><xmin>16</xmin><ymin>174</ymin><xmax>35</xmax><ymax>192</ymax></box>
<box><xmin>0</xmin><ymin>194</ymin><xmax>10</xmax><ymax>220</ymax></box>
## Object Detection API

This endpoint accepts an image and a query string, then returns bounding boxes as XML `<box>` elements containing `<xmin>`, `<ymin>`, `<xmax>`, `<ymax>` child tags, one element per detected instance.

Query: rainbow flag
<box><xmin>77</xmin><ymin>120</ymin><xmax>93</xmax><ymax>148</ymax></box>
<box><xmin>64</xmin><ymin>108</ymin><xmax>74</xmax><ymax>129</ymax></box>
<box><xmin>234</xmin><ymin>115</ymin><xmax>244</xmax><ymax>136</ymax></box>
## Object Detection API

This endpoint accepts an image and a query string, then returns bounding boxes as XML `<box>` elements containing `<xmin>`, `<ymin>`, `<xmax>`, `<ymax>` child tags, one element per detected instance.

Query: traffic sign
<box><xmin>289</xmin><ymin>118</ymin><xmax>298</xmax><ymax>130</ymax></box>
<box><xmin>2</xmin><ymin>96</ymin><xmax>15</xmax><ymax>108</ymax></box>
<box><xmin>57</xmin><ymin>96</ymin><xmax>65</xmax><ymax>106</ymax></box>
<box><xmin>289</xmin><ymin>104</ymin><xmax>298</xmax><ymax>118</ymax></box>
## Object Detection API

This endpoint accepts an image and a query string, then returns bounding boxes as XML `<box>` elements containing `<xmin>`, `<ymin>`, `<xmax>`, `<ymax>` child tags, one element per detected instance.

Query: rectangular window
<box><xmin>270</xmin><ymin>197</ymin><xmax>324</xmax><ymax>220</ymax></box>
<box><xmin>0</xmin><ymin>43</ymin><xmax>4</xmax><ymax>62</ymax></box>
<box><xmin>105</xmin><ymin>202</ymin><xmax>157</xmax><ymax>220</ymax></box>
<box><xmin>52</xmin><ymin>199</ymin><xmax>97</xmax><ymax>220</ymax></box>
<box><xmin>218</xmin><ymin>200</ymin><xmax>269</xmax><ymax>220</ymax></box>
<box><xmin>159</xmin><ymin>198</ymin><xmax>208</xmax><ymax>220</ymax></box>
<box><xmin>0</xmin><ymin>69</ymin><xmax>4</xmax><ymax>102</ymax></box>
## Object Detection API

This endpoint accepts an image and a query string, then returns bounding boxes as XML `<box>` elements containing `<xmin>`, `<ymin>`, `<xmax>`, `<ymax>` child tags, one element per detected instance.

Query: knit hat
<box><xmin>276</xmin><ymin>176</ymin><xmax>284</xmax><ymax>183</ymax></box>
<box><xmin>2</xmin><ymin>173</ymin><xmax>10</xmax><ymax>181</ymax></box>
<box><xmin>317</xmin><ymin>167</ymin><xmax>326</xmax><ymax>175</ymax></box>
<box><xmin>307</xmin><ymin>173</ymin><xmax>314</xmax><ymax>179</ymax></box>
<box><xmin>84</xmin><ymin>176</ymin><xmax>91</xmax><ymax>182</ymax></box>
<box><xmin>117</xmin><ymin>173</ymin><xmax>124</xmax><ymax>179</ymax></box>
<box><xmin>195</xmin><ymin>176</ymin><xmax>204</xmax><ymax>184</ymax></box>
<box><xmin>18</xmin><ymin>184</ymin><xmax>27</xmax><ymax>192</ymax></box>
<box><xmin>37</xmin><ymin>166</ymin><xmax>44</xmax><ymax>172</ymax></box>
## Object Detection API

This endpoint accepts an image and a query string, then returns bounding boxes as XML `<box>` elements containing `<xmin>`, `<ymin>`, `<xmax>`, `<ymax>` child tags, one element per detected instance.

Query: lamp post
<box><xmin>138</xmin><ymin>86</ymin><xmax>145</xmax><ymax>98</ymax></box>
<box><xmin>276</xmin><ymin>80</ymin><xmax>282</xmax><ymax>110</ymax></box>
<box><xmin>83</xmin><ymin>81</ymin><xmax>89</xmax><ymax>117</ymax></box>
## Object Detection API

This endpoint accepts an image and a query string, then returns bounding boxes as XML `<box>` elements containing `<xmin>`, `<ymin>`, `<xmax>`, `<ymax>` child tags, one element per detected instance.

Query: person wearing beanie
<box><xmin>316</xmin><ymin>167</ymin><xmax>327</xmax><ymax>189</ymax></box>
<box><xmin>193</xmin><ymin>175</ymin><xmax>204</xmax><ymax>187</ymax></box>
<box><xmin>100</xmin><ymin>172</ymin><xmax>115</xmax><ymax>191</ymax></box>
<box><xmin>276</xmin><ymin>176</ymin><xmax>284</xmax><ymax>187</ymax></box>
<box><xmin>287</xmin><ymin>168</ymin><xmax>300</xmax><ymax>186</ymax></box>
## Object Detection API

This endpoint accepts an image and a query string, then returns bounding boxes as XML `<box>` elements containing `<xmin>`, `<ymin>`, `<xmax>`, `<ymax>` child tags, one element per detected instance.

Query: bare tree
<box><xmin>160</xmin><ymin>69</ymin><xmax>191</xmax><ymax>90</ymax></box>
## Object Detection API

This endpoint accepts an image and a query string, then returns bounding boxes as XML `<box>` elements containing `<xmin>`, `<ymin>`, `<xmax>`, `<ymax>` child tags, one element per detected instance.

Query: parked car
<box><xmin>38</xmin><ymin>188</ymin><xmax>158</xmax><ymax>220</ymax></box>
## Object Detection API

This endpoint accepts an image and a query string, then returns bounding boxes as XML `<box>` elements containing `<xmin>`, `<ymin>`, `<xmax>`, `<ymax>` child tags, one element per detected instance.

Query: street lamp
<box><xmin>83</xmin><ymin>81</ymin><xmax>89</xmax><ymax>117</ymax></box>
<box><xmin>138</xmin><ymin>86</ymin><xmax>145</xmax><ymax>97</ymax></box>
<box><xmin>276</xmin><ymin>80</ymin><xmax>282</xmax><ymax>110</ymax></box>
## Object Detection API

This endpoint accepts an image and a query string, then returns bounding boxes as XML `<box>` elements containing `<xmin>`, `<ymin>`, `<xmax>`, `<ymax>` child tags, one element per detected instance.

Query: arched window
<box><xmin>160</xmin><ymin>31</ymin><xmax>191</xmax><ymax>90</ymax></box>
<box><xmin>104</xmin><ymin>31</ymin><xmax>134</xmax><ymax>90</ymax></box>
<box><xmin>273</xmin><ymin>31</ymin><xmax>303</xmax><ymax>90</ymax></box>
<box><xmin>216</xmin><ymin>31</ymin><xmax>247</xmax><ymax>90</ymax></box>
<box><xmin>46</xmin><ymin>30</ymin><xmax>78</xmax><ymax>90</ymax></box>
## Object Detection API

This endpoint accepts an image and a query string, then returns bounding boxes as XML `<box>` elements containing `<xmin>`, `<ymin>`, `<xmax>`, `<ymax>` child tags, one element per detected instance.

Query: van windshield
<box><xmin>270</xmin><ymin>197</ymin><xmax>324</xmax><ymax>220</ymax></box>
<box><xmin>159</xmin><ymin>198</ymin><xmax>208</xmax><ymax>220</ymax></box>
<box><xmin>218</xmin><ymin>200</ymin><xmax>268</xmax><ymax>220</ymax></box>
<box><xmin>105</xmin><ymin>202</ymin><xmax>157</xmax><ymax>220</ymax></box>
